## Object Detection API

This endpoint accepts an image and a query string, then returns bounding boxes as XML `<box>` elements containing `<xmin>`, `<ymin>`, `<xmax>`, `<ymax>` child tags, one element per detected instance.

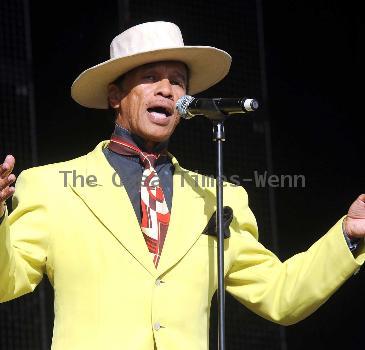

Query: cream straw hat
<box><xmin>71</xmin><ymin>21</ymin><xmax>231</xmax><ymax>109</ymax></box>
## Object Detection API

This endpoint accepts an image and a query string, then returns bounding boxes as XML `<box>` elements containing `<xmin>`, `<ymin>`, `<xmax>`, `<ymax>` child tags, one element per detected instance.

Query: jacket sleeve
<box><xmin>0</xmin><ymin>169</ymin><xmax>50</xmax><ymax>302</ymax></box>
<box><xmin>225</xmin><ymin>186</ymin><xmax>365</xmax><ymax>326</ymax></box>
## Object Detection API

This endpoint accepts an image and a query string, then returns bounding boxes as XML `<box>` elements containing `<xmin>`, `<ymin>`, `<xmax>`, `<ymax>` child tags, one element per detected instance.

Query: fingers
<box><xmin>0</xmin><ymin>155</ymin><xmax>15</xmax><ymax>178</ymax></box>
<box><xmin>0</xmin><ymin>155</ymin><xmax>16</xmax><ymax>204</ymax></box>
<box><xmin>0</xmin><ymin>183</ymin><xmax>15</xmax><ymax>202</ymax></box>
<box><xmin>358</xmin><ymin>194</ymin><xmax>365</xmax><ymax>203</ymax></box>
<box><xmin>0</xmin><ymin>173</ymin><xmax>16</xmax><ymax>194</ymax></box>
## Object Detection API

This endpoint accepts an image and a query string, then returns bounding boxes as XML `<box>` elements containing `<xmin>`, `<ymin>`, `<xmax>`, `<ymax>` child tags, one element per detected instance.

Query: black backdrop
<box><xmin>1</xmin><ymin>0</ymin><xmax>363</xmax><ymax>349</ymax></box>
<box><xmin>264</xmin><ymin>2</ymin><xmax>363</xmax><ymax>349</ymax></box>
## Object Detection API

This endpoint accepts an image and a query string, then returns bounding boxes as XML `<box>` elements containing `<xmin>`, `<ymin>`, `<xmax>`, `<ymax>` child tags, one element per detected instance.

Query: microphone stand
<box><xmin>201</xmin><ymin>103</ymin><xmax>227</xmax><ymax>350</ymax></box>
<box><xmin>181</xmin><ymin>96</ymin><xmax>258</xmax><ymax>350</ymax></box>
<box><xmin>212</xmin><ymin>120</ymin><xmax>226</xmax><ymax>350</ymax></box>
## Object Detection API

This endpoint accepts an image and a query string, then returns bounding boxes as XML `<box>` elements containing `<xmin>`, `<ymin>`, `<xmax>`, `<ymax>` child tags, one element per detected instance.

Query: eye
<box><xmin>143</xmin><ymin>75</ymin><xmax>156</xmax><ymax>82</ymax></box>
<box><xmin>170</xmin><ymin>79</ymin><xmax>185</xmax><ymax>87</ymax></box>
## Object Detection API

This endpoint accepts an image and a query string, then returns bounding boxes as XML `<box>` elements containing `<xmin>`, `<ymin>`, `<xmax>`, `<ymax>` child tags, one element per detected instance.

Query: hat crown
<box><xmin>110</xmin><ymin>21</ymin><xmax>184</xmax><ymax>59</ymax></box>
<box><xmin>71</xmin><ymin>21</ymin><xmax>231</xmax><ymax>109</ymax></box>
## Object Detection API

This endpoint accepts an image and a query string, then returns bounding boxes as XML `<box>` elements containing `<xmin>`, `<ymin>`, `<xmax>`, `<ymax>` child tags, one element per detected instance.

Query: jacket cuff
<box><xmin>342</xmin><ymin>217</ymin><xmax>361</xmax><ymax>252</ymax></box>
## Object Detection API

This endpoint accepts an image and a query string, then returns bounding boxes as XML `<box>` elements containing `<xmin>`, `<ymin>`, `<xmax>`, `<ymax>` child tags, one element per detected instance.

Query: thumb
<box><xmin>358</xmin><ymin>194</ymin><xmax>365</xmax><ymax>203</ymax></box>
<box><xmin>347</xmin><ymin>194</ymin><xmax>365</xmax><ymax>219</ymax></box>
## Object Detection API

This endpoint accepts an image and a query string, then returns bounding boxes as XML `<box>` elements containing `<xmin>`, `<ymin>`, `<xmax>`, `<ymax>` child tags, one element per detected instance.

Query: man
<box><xmin>1</xmin><ymin>21</ymin><xmax>365</xmax><ymax>350</ymax></box>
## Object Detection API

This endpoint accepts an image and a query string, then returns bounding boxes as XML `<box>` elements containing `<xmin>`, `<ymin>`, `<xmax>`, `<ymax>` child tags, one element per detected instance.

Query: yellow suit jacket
<box><xmin>1</xmin><ymin>140</ymin><xmax>364</xmax><ymax>350</ymax></box>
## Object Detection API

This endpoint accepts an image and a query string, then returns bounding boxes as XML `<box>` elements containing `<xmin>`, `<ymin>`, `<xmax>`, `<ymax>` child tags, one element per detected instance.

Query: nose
<box><xmin>155</xmin><ymin>78</ymin><xmax>173</xmax><ymax>99</ymax></box>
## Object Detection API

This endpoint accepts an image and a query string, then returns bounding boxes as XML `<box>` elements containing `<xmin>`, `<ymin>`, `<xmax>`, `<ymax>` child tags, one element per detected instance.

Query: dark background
<box><xmin>263</xmin><ymin>2</ymin><xmax>363</xmax><ymax>349</ymax></box>
<box><xmin>2</xmin><ymin>0</ymin><xmax>363</xmax><ymax>349</ymax></box>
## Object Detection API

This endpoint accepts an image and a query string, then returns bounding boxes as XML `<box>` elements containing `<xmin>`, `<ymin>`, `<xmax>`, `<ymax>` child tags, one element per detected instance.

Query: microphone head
<box><xmin>176</xmin><ymin>95</ymin><xmax>195</xmax><ymax>119</ymax></box>
<box><xmin>243</xmin><ymin>98</ymin><xmax>259</xmax><ymax>111</ymax></box>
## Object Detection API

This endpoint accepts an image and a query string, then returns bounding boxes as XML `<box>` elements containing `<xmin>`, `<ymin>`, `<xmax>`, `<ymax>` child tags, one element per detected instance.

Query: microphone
<box><xmin>176</xmin><ymin>95</ymin><xmax>259</xmax><ymax>120</ymax></box>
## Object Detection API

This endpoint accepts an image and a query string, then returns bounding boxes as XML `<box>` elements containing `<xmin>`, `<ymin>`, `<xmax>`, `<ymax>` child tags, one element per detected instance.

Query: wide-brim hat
<box><xmin>71</xmin><ymin>21</ymin><xmax>232</xmax><ymax>109</ymax></box>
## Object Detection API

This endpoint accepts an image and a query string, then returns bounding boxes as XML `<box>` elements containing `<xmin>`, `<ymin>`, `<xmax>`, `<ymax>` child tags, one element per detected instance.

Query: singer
<box><xmin>1</xmin><ymin>21</ymin><xmax>364</xmax><ymax>350</ymax></box>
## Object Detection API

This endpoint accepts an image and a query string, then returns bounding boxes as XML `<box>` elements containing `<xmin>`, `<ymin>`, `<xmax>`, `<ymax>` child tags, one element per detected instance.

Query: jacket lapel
<box><xmin>70</xmin><ymin>141</ymin><xmax>158</xmax><ymax>277</ymax></box>
<box><xmin>157</xmin><ymin>157</ymin><xmax>213</xmax><ymax>276</ymax></box>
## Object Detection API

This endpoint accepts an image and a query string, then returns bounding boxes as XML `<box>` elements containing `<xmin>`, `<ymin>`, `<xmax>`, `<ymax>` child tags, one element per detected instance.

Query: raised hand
<box><xmin>0</xmin><ymin>155</ymin><xmax>16</xmax><ymax>217</ymax></box>
<box><xmin>344</xmin><ymin>194</ymin><xmax>365</xmax><ymax>239</ymax></box>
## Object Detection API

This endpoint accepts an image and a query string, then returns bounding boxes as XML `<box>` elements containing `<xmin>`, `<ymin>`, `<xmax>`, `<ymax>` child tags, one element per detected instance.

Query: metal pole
<box><xmin>213</xmin><ymin>121</ymin><xmax>226</xmax><ymax>350</ymax></box>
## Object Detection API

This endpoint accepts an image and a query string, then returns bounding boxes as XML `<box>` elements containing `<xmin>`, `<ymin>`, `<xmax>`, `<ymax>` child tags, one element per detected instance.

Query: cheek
<box><xmin>122</xmin><ymin>94</ymin><xmax>145</xmax><ymax>122</ymax></box>
<box><xmin>173</xmin><ymin>113</ymin><xmax>181</xmax><ymax>127</ymax></box>
<box><xmin>171</xmin><ymin>114</ymin><xmax>179</xmax><ymax>127</ymax></box>
<box><xmin>174</xmin><ymin>86</ymin><xmax>186</xmax><ymax>98</ymax></box>
<box><xmin>132</xmin><ymin>91</ymin><xmax>149</xmax><ymax>117</ymax></box>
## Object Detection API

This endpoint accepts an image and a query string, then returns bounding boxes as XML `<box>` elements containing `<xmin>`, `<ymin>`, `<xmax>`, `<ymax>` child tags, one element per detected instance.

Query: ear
<box><xmin>107</xmin><ymin>84</ymin><xmax>123</xmax><ymax>109</ymax></box>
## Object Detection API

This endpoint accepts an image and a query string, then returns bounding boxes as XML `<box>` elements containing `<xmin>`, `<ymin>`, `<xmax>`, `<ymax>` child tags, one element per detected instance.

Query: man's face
<box><xmin>110</xmin><ymin>61</ymin><xmax>188</xmax><ymax>145</ymax></box>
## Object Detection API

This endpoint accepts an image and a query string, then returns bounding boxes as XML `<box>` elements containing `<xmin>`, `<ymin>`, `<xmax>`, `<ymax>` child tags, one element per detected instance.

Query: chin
<box><xmin>144</xmin><ymin>132</ymin><xmax>170</xmax><ymax>143</ymax></box>
<box><xmin>143</xmin><ymin>126</ymin><xmax>174</xmax><ymax>143</ymax></box>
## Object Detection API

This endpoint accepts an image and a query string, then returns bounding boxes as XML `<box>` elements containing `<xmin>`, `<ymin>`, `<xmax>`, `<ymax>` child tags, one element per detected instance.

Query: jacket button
<box><xmin>153</xmin><ymin>322</ymin><xmax>161</xmax><ymax>331</ymax></box>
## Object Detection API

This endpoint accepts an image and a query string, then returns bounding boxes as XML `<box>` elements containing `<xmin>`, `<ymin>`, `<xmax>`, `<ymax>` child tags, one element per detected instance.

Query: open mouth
<box><xmin>147</xmin><ymin>106</ymin><xmax>172</xmax><ymax>118</ymax></box>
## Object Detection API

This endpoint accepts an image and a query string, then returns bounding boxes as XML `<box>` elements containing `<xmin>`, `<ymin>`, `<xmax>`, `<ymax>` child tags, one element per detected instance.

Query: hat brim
<box><xmin>71</xmin><ymin>46</ymin><xmax>231</xmax><ymax>109</ymax></box>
